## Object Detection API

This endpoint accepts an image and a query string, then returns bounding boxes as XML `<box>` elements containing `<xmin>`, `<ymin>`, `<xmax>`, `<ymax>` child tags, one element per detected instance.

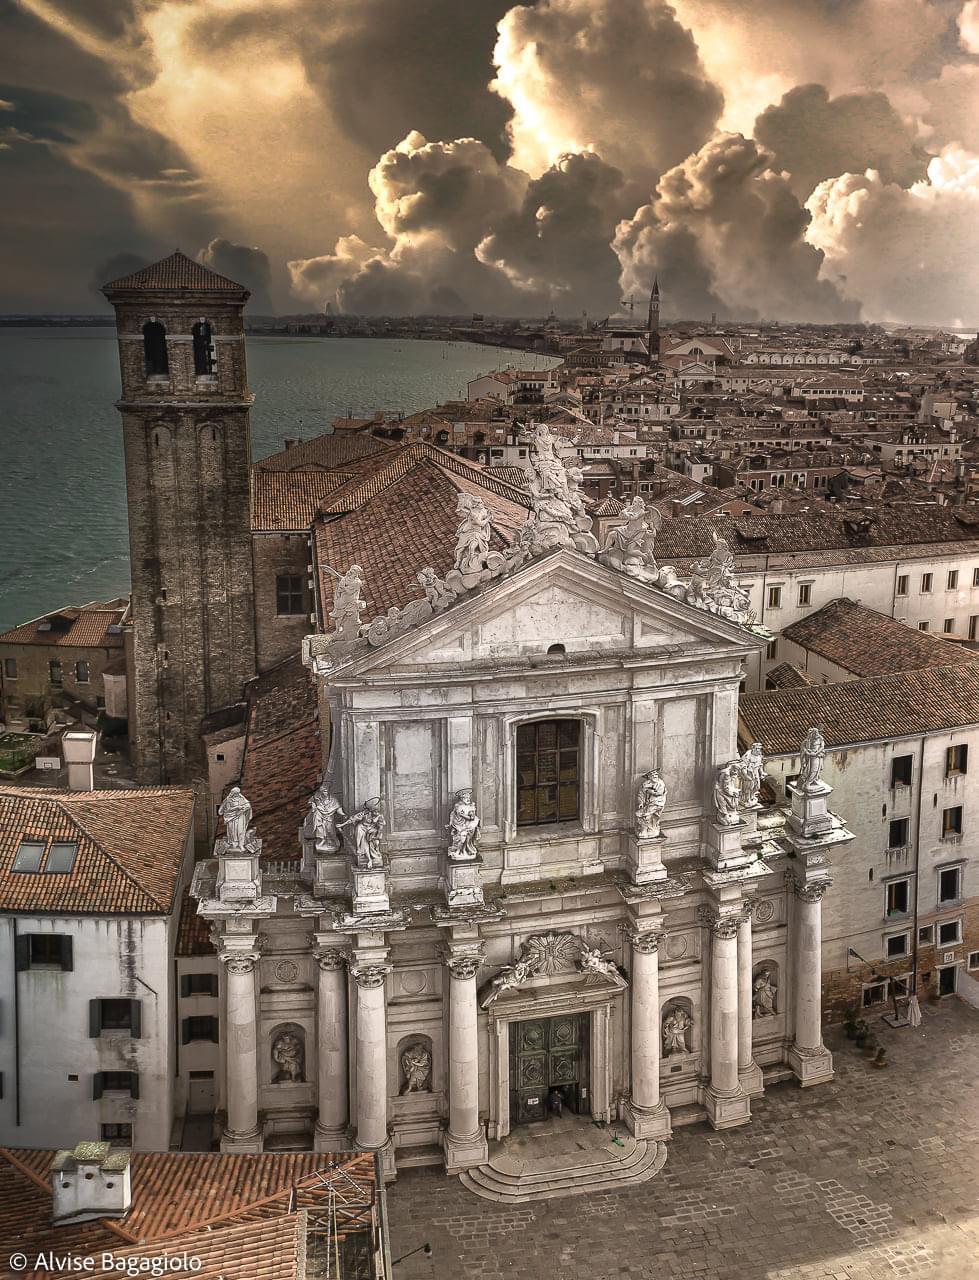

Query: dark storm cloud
<box><xmin>754</xmin><ymin>84</ymin><xmax>928</xmax><ymax>198</ymax></box>
<box><xmin>198</xmin><ymin>238</ymin><xmax>275</xmax><ymax>312</ymax></box>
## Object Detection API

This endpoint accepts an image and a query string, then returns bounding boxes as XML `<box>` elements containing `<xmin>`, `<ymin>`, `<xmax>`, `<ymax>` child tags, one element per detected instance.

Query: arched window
<box><xmin>142</xmin><ymin>321</ymin><xmax>169</xmax><ymax>377</ymax></box>
<box><xmin>192</xmin><ymin>320</ymin><xmax>214</xmax><ymax>376</ymax></box>
<box><xmin>516</xmin><ymin>719</ymin><xmax>580</xmax><ymax>826</ymax></box>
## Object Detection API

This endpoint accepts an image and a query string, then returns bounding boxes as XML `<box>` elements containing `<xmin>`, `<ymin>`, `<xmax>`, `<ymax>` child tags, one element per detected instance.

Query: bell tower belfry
<box><xmin>103</xmin><ymin>251</ymin><xmax>257</xmax><ymax>783</ymax></box>
<box><xmin>646</xmin><ymin>275</ymin><xmax>661</xmax><ymax>365</ymax></box>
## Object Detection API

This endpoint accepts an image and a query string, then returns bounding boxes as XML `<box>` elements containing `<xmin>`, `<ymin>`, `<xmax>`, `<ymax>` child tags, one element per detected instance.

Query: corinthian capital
<box><xmin>625</xmin><ymin>927</ymin><xmax>664</xmax><ymax>954</ymax></box>
<box><xmin>315</xmin><ymin>948</ymin><xmax>347</xmax><ymax>972</ymax></box>
<box><xmin>221</xmin><ymin>952</ymin><xmax>258</xmax><ymax>975</ymax></box>
<box><xmin>793</xmin><ymin>878</ymin><xmax>832</xmax><ymax>904</ymax></box>
<box><xmin>445</xmin><ymin>948</ymin><xmax>483</xmax><ymax>981</ymax></box>
<box><xmin>351</xmin><ymin>962</ymin><xmax>391</xmax><ymax>989</ymax></box>
<box><xmin>697</xmin><ymin>906</ymin><xmax>742</xmax><ymax>939</ymax></box>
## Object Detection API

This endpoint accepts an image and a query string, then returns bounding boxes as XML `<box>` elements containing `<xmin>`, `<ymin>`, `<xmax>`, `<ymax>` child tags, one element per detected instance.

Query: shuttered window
<box><xmin>516</xmin><ymin>720</ymin><xmax>580</xmax><ymax>827</ymax></box>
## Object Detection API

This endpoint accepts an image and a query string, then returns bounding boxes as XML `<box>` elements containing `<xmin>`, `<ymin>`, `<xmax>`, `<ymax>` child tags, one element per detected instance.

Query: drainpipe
<box><xmin>12</xmin><ymin>918</ymin><xmax>21</xmax><ymax>1126</ymax></box>
<box><xmin>910</xmin><ymin>733</ymin><xmax>926</xmax><ymax>1002</ymax></box>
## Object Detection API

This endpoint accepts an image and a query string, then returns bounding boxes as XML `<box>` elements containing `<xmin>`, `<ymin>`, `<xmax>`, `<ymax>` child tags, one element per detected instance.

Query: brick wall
<box><xmin>252</xmin><ymin>533</ymin><xmax>312</xmax><ymax>672</ymax></box>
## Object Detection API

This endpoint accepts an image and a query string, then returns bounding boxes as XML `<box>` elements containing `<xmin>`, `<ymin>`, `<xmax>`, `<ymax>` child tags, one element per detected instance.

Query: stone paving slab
<box><xmin>387</xmin><ymin>1000</ymin><xmax>979</xmax><ymax>1280</ymax></box>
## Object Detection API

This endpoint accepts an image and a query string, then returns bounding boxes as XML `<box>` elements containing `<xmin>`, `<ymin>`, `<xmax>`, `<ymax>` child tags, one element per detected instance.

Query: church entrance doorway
<box><xmin>509</xmin><ymin>1014</ymin><xmax>589</xmax><ymax>1126</ymax></box>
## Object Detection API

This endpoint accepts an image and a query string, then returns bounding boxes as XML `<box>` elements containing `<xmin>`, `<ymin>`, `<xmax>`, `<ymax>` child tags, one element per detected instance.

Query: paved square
<box><xmin>387</xmin><ymin>1000</ymin><xmax>979</xmax><ymax>1279</ymax></box>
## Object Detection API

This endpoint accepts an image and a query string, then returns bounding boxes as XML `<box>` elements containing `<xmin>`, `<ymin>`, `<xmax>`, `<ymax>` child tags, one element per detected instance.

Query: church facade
<box><xmin>192</xmin><ymin>467</ymin><xmax>852</xmax><ymax>1178</ymax></box>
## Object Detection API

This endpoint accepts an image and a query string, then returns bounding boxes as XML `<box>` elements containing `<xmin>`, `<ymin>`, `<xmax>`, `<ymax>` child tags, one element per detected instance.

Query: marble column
<box><xmin>351</xmin><ymin>962</ymin><xmax>391</xmax><ymax>1154</ymax></box>
<box><xmin>221</xmin><ymin>951</ymin><xmax>262</xmax><ymax>1152</ymax></box>
<box><xmin>623</xmin><ymin>928</ymin><xmax>671</xmax><ymax>1140</ymax></box>
<box><xmin>700</xmin><ymin>910</ymin><xmax>750</xmax><ymax>1130</ymax></box>
<box><xmin>787</xmin><ymin>879</ymin><xmax>834</xmax><ymax>1086</ymax></box>
<box><xmin>737</xmin><ymin>912</ymin><xmax>764</xmax><ymax>1096</ymax></box>
<box><xmin>314</xmin><ymin>949</ymin><xmax>349</xmax><ymax>1151</ymax></box>
<box><xmin>443</xmin><ymin>950</ymin><xmax>488</xmax><ymax>1172</ymax></box>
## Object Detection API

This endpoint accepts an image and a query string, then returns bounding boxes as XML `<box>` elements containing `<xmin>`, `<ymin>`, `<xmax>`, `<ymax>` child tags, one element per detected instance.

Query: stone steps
<box><xmin>396</xmin><ymin>1143</ymin><xmax>443</xmax><ymax>1168</ymax></box>
<box><xmin>459</xmin><ymin>1138</ymin><xmax>667</xmax><ymax>1204</ymax></box>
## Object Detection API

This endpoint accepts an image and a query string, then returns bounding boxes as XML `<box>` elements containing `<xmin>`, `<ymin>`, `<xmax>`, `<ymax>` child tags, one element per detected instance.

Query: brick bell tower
<box><xmin>103</xmin><ymin>251</ymin><xmax>257</xmax><ymax>784</ymax></box>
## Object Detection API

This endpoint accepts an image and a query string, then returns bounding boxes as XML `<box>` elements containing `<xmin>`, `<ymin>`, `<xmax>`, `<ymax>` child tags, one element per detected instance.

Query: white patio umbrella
<box><xmin>907</xmin><ymin>994</ymin><xmax>922</xmax><ymax>1027</ymax></box>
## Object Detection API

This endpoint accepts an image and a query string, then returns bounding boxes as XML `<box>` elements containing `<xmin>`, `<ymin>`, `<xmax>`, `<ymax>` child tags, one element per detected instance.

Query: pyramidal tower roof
<box><xmin>102</xmin><ymin>250</ymin><xmax>247</xmax><ymax>295</ymax></box>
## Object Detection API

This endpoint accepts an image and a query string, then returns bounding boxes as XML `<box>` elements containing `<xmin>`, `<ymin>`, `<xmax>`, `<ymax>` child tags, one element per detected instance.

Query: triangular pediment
<box><xmin>330</xmin><ymin>549</ymin><xmax>763</xmax><ymax>677</ymax></box>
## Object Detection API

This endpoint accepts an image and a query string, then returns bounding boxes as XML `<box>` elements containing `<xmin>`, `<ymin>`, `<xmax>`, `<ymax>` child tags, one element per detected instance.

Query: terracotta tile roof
<box><xmin>782</xmin><ymin>599</ymin><xmax>978</xmax><ymax>677</ymax></box>
<box><xmin>236</xmin><ymin>658</ymin><xmax>320</xmax><ymax>863</ymax></box>
<box><xmin>764</xmin><ymin>662</ymin><xmax>816</xmax><ymax>689</ymax></box>
<box><xmin>320</xmin><ymin>442</ymin><xmax>531</xmax><ymax>513</ymax></box>
<box><xmin>103</xmin><ymin>250</ymin><xmax>245</xmax><ymax>293</ymax></box>
<box><xmin>255</xmin><ymin>432</ymin><xmax>391</xmax><ymax>472</ymax></box>
<box><xmin>0</xmin><ymin>787</ymin><xmax>193</xmax><ymax>914</ymax></box>
<box><xmin>592</xmin><ymin>496</ymin><xmax>625</xmax><ymax>515</ymax></box>
<box><xmin>740</xmin><ymin>664</ymin><xmax>979</xmax><ymax>754</ymax></box>
<box><xmin>486</xmin><ymin>464</ymin><xmax>531</xmax><ymax>488</ymax></box>
<box><xmin>0</xmin><ymin>601</ymin><xmax>127</xmax><ymax>648</ymax></box>
<box><xmin>251</xmin><ymin>469</ymin><xmax>352</xmax><ymax>531</ymax></box>
<box><xmin>175</xmin><ymin>885</ymin><xmax>212</xmax><ymax>956</ymax></box>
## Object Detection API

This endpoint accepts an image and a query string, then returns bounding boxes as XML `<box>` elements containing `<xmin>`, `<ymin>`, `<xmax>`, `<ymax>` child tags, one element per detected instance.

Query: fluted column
<box><xmin>624</xmin><ymin>928</ymin><xmax>671</xmax><ymax>1140</ymax></box>
<box><xmin>443</xmin><ymin>948</ymin><xmax>488</xmax><ymax>1173</ymax></box>
<box><xmin>221</xmin><ymin>950</ymin><xmax>262</xmax><ymax>1151</ymax></box>
<box><xmin>737</xmin><ymin>911</ymin><xmax>764</xmax><ymax>1096</ymax></box>
<box><xmin>314</xmin><ymin>949</ymin><xmax>349</xmax><ymax>1150</ymax></box>
<box><xmin>351</xmin><ymin>961</ymin><xmax>391</xmax><ymax>1152</ymax></box>
<box><xmin>787</xmin><ymin>878</ymin><xmax>835</xmax><ymax>1086</ymax></box>
<box><xmin>700</xmin><ymin>909</ymin><xmax>750</xmax><ymax>1131</ymax></box>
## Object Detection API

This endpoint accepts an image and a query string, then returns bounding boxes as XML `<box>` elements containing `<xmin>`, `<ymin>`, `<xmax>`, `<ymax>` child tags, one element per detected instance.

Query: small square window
<box><xmin>182</xmin><ymin>1015</ymin><xmax>220</xmax><ymax>1043</ymax></box>
<box><xmin>938</xmin><ymin>866</ymin><xmax>962</xmax><ymax>903</ymax></box>
<box><xmin>99</xmin><ymin>999</ymin><xmax>134</xmax><ymax>1031</ymax></box>
<box><xmin>938</xmin><ymin>919</ymin><xmax>961</xmax><ymax>946</ymax></box>
<box><xmin>943</xmin><ymin>619</ymin><xmax>954</xmax><ymax>633</ymax></box>
<box><xmin>918</xmin><ymin>925</ymin><xmax>935</xmax><ymax>945</ymax></box>
<box><xmin>75</xmin><ymin>661</ymin><xmax>90</xmax><ymax>683</ymax></box>
<box><xmin>941</xmin><ymin>806</ymin><xmax>963</xmax><ymax>838</ymax></box>
<box><xmin>28</xmin><ymin>935</ymin><xmax>67</xmax><ymax>967</ymax></box>
<box><xmin>918</xmin><ymin>621</ymin><xmax>929</xmax><ymax>632</ymax></box>
<box><xmin>885</xmin><ymin>878</ymin><xmax>910</xmax><ymax>915</ymax></box>
<box><xmin>946</xmin><ymin>744</ymin><xmax>968</xmax><ymax>776</ymax></box>
<box><xmin>3</xmin><ymin>658</ymin><xmax>16</xmax><ymax>679</ymax></box>
<box><xmin>921</xmin><ymin>573</ymin><xmax>933</xmax><ymax>593</ymax></box>
<box><xmin>798</xmin><ymin>583</ymin><xmax>812</xmax><ymax>606</ymax></box>
<box><xmin>970</xmin><ymin>616</ymin><xmax>978</xmax><ymax>641</ymax></box>
<box><xmin>888</xmin><ymin>817</ymin><xmax>910</xmax><ymax>849</ymax></box>
<box><xmin>275</xmin><ymin>574</ymin><xmax>305</xmax><ymax>617</ymax></box>
<box><xmin>896</xmin><ymin>575</ymin><xmax>909</xmax><ymax>596</ymax></box>
<box><xmin>49</xmin><ymin>660</ymin><xmax>63</xmax><ymax>686</ymax></box>
<box><xmin>862</xmin><ymin>981</ymin><xmax>887</xmax><ymax>1008</ymax></box>
<box><xmin>100</xmin><ymin>1123</ymin><xmax>132</xmax><ymax>1147</ymax></box>
<box><xmin>12</xmin><ymin>841</ymin><xmax>44</xmax><ymax>873</ymax></box>
<box><xmin>968</xmin><ymin>951</ymin><xmax>979</xmax><ymax>970</ymax></box>
<box><xmin>886</xmin><ymin>933</ymin><xmax>909</xmax><ymax>958</ymax></box>
<box><xmin>767</xmin><ymin>586</ymin><xmax>782</xmax><ymax>609</ymax></box>
<box><xmin>891</xmin><ymin>755</ymin><xmax>913</xmax><ymax>787</ymax></box>
<box><xmin>948</xmin><ymin>570</ymin><xmax>959</xmax><ymax>590</ymax></box>
<box><xmin>45</xmin><ymin>841</ymin><xmax>77</xmax><ymax>874</ymax></box>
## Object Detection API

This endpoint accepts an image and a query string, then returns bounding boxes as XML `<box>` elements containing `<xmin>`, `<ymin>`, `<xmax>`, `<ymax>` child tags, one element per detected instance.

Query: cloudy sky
<box><xmin>2</xmin><ymin>0</ymin><xmax>978</xmax><ymax>323</ymax></box>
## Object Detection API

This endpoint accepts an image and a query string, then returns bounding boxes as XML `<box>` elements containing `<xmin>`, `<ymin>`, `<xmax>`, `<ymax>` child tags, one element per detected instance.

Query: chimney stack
<box><xmin>62</xmin><ymin>727</ymin><xmax>97</xmax><ymax>791</ymax></box>
<box><xmin>52</xmin><ymin>1142</ymin><xmax>132</xmax><ymax>1225</ymax></box>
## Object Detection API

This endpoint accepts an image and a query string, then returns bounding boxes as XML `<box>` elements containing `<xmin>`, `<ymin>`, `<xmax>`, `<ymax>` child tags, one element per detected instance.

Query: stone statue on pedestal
<box><xmin>329</xmin><ymin>564</ymin><xmax>366</xmax><ymax>640</ymax></box>
<box><xmin>400</xmin><ymin>1043</ymin><xmax>432</xmax><ymax>1094</ymax></box>
<box><xmin>635</xmin><ymin>769</ymin><xmax>667</xmax><ymax>838</ymax></box>
<box><xmin>799</xmin><ymin>727</ymin><xmax>826</xmax><ymax>792</ymax></box>
<box><xmin>663</xmin><ymin>1006</ymin><xmax>693</xmax><ymax>1056</ymax></box>
<box><xmin>338</xmin><ymin>798</ymin><xmax>385</xmax><ymax>869</ymax></box>
<box><xmin>219</xmin><ymin>786</ymin><xmax>252</xmax><ymax>851</ymax></box>
<box><xmin>304</xmin><ymin>783</ymin><xmax>346</xmax><ymax>853</ymax></box>
<box><xmin>453</xmin><ymin>493</ymin><xmax>493</xmax><ymax>575</ymax></box>
<box><xmin>713</xmin><ymin>761</ymin><xmax>742</xmax><ymax>826</ymax></box>
<box><xmin>600</xmin><ymin>496</ymin><xmax>661</xmax><ymax>580</ymax></box>
<box><xmin>737</xmin><ymin>742</ymin><xmax>765</xmax><ymax>807</ymax></box>
<box><xmin>446</xmin><ymin>788</ymin><xmax>480</xmax><ymax>860</ymax></box>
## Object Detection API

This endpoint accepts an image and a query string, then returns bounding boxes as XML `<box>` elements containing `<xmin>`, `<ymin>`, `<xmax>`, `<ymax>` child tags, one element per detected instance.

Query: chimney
<box><xmin>52</xmin><ymin>1142</ymin><xmax>132</xmax><ymax>1226</ymax></box>
<box><xmin>62</xmin><ymin>727</ymin><xmax>97</xmax><ymax>791</ymax></box>
<box><xmin>283</xmin><ymin>438</ymin><xmax>298</xmax><ymax>451</ymax></box>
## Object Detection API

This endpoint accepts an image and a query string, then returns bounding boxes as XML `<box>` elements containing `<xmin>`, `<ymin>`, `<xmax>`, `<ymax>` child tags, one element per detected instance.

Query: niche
<box><xmin>270</xmin><ymin>1023</ymin><xmax>306</xmax><ymax>1084</ymax></box>
<box><xmin>661</xmin><ymin>997</ymin><xmax>695</xmax><ymax>1057</ymax></box>
<box><xmin>752</xmin><ymin>961</ymin><xmax>779</xmax><ymax>1019</ymax></box>
<box><xmin>397</xmin><ymin>1034</ymin><xmax>433</xmax><ymax>1095</ymax></box>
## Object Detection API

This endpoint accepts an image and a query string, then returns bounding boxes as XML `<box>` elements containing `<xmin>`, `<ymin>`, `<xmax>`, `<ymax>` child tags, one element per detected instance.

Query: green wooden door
<box><xmin>510</xmin><ymin>1014</ymin><xmax>588</xmax><ymax>1125</ymax></box>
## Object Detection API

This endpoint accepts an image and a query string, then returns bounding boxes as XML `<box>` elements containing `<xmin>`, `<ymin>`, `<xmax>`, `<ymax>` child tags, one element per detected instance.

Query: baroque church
<box><xmin>100</xmin><ymin>253</ymin><xmax>852</xmax><ymax>1186</ymax></box>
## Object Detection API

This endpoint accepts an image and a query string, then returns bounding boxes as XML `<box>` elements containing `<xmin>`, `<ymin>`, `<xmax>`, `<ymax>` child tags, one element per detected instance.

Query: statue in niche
<box><xmin>752</xmin><ymin>968</ymin><xmax>778</xmax><ymax>1018</ymax></box>
<box><xmin>663</xmin><ymin>1006</ymin><xmax>693</xmax><ymax>1056</ymax></box>
<box><xmin>304</xmin><ymin>783</ymin><xmax>346</xmax><ymax>853</ymax></box>
<box><xmin>798</xmin><ymin>727</ymin><xmax>826</xmax><ymax>792</ymax></box>
<box><xmin>329</xmin><ymin>564</ymin><xmax>366</xmax><ymax>640</ymax></box>
<box><xmin>337</xmin><ymin>797</ymin><xmax>385</xmax><ymax>869</ymax></box>
<box><xmin>453</xmin><ymin>492</ymin><xmax>493</xmax><ymax>575</ymax></box>
<box><xmin>218</xmin><ymin>786</ymin><xmax>252</xmax><ymax>851</ymax></box>
<box><xmin>635</xmin><ymin>769</ymin><xmax>667</xmax><ymax>838</ymax></box>
<box><xmin>446</xmin><ymin>788</ymin><xmax>480</xmax><ymax>860</ymax></box>
<box><xmin>737</xmin><ymin>742</ymin><xmax>765</xmax><ymax>808</ymax></box>
<box><xmin>272</xmin><ymin>1031</ymin><xmax>304</xmax><ymax>1083</ymax></box>
<box><xmin>400</xmin><ymin>1042</ymin><xmax>432</xmax><ymax>1094</ymax></box>
<box><xmin>713</xmin><ymin>761</ymin><xmax>743</xmax><ymax>826</ymax></box>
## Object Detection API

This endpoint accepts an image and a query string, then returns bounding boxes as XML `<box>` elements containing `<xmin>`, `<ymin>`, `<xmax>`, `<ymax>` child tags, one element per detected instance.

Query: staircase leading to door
<box><xmin>459</xmin><ymin>1118</ymin><xmax>667</xmax><ymax>1203</ymax></box>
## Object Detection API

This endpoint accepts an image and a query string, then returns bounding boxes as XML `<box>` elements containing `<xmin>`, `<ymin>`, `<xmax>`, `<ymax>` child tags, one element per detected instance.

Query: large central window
<box><xmin>516</xmin><ymin>719</ymin><xmax>580</xmax><ymax>827</ymax></box>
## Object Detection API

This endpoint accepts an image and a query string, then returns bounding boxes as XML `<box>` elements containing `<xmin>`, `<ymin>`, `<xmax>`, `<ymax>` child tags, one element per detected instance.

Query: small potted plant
<box><xmin>871</xmin><ymin>1046</ymin><xmax>888</xmax><ymax>1069</ymax></box>
<box><xmin>853</xmin><ymin>1019</ymin><xmax>870</xmax><ymax>1048</ymax></box>
<box><xmin>844</xmin><ymin>1013</ymin><xmax>859</xmax><ymax>1040</ymax></box>
<box><xmin>863</xmin><ymin>1035</ymin><xmax>878</xmax><ymax>1057</ymax></box>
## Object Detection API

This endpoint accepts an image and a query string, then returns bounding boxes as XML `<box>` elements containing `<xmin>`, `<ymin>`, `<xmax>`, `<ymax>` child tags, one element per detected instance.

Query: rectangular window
<box><xmin>968</xmin><ymin>951</ymin><xmax>979</xmax><ymax>970</ymax></box>
<box><xmin>766</xmin><ymin>639</ymin><xmax>778</xmax><ymax>660</ymax></box>
<box><xmin>896</xmin><ymin>575</ymin><xmax>909</xmax><ymax>596</ymax></box>
<box><xmin>891</xmin><ymin>755</ymin><xmax>913</xmax><ymax>787</ymax></box>
<box><xmin>974</xmin><ymin>567</ymin><xmax>979</xmax><ymax>587</ymax></box>
<box><xmin>275</xmin><ymin>574</ymin><xmax>305</xmax><ymax>616</ymax></box>
<box><xmin>49</xmin><ymin>660</ymin><xmax>63</xmax><ymax>686</ymax></box>
<box><xmin>921</xmin><ymin>573</ymin><xmax>933</xmax><ymax>593</ymax></box>
<box><xmin>942</xmin><ymin>806</ymin><xmax>963</xmax><ymax>838</ymax></box>
<box><xmin>24</xmin><ymin>934</ymin><xmax>73</xmax><ymax>970</ymax></box>
<box><xmin>93</xmin><ymin>1071</ymin><xmax>139</xmax><ymax>1100</ymax></box>
<box><xmin>12</xmin><ymin>840</ymin><xmax>44</xmax><ymax>873</ymax></box>
<box><xmin>938</xmin><ymin>919</ymin><xmax>961</xmax><ymax>946</ymax></box>
<box><xmin>767</xmin><ymin>586</ymin><xmax>782</xmax><ymax>609</ymax></box>
<box><xmin>885</xmin><ymin>878</ymin><xmax>910</xmax><ymax>916</ymax></box>
<box><xmin>89</xmin><ymin>998</ymin><xmax>142</xmax><ymax>1037</ymax></box>
<box><xmin>180</xmin><ymin>973</ymin><xmax>219</xmax><ymax>998</ymax></box>
<box><xmin>918</xmin><ymin>621</ymin><xmax>929</xmax><ymax>632</ymax></box>
<box><xmin>948</xmin><ymin>570</ymin><xmax>959</xmax><ymax>590</ymax></box>
<box><xmin>182</xmin><ymin>1015</ymin><xmax>220</xmax><ymax>1044</ymax></box>
<box><xmin>3</xmin><ymin>658</ymin><xmax>16</xmax><ymax>679</ymax></box>
<box><xmin>798</xmin><ymin>583</ymin><xmax>812</xmax><ymax>606</ymax></box>
<box><xmin>944</xmin><ymin>618</ymin><xmax>954</xmax><ymax>633</ymax></box>
<box><xmin>970</xmin><ymin>616</ymin><xmax>978</xmax><ymax>641</ymax></box>
<box><xmin>938</xmin><ymin>866</ymin><xmax>962</xmax><ymax>903</ymax></box>
<box><xmin>887</xmin><ymin>818</ymin><xmax>909</xmax><ymax>849</ymax></box>
<box><xmin>862</xmin><ymin>981</ymin><xmax>888</xmax><ymax>1008</ymax></box>
<box><xmin>75</xmin><ymin>661</ymin><xmax>90</xmax><ymax>683</ymax></box>
<box><xmin>100</xmin><ymin>1124</ymin><xmax>132</xmax><ymax>1146</ymax></box>
<box><xmin>45</xmin><ymin>841</ymin><xmax>77</xmax><ymax>874</ymax></box>
<box><xmin>946</xmin><ymin>744</ymin><xmax>968</xmax><ymax>776</ymax></box>
<box><xmin>886</xmin><ymin>933</ymin><xmax>909</xmax><ymax>959</ymax></box>
<box><xmin>516</xmin><ymin>719</ymin><xmax>581</xmax><ymax>827</ymax></box>
<box><xmin>918</xmin><ymin>924</ymin><xmax>935</xmax><ymax>945</ymax></box>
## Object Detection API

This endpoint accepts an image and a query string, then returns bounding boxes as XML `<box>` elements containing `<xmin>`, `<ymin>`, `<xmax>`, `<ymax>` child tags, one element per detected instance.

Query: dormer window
<box><xmin>142</xmin><ymin>321</ymin><xmax>169</xmax><ymax>377</ymax></box>
<box><xmin>192</xmin><ymin>320</ymin><xmax>215</xmax><ymax>376</ymax></box>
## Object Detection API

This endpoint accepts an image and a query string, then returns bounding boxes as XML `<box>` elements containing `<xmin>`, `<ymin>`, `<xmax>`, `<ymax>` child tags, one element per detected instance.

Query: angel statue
<box><xmin>799</xmin><ymin>727</ymin><xmax>826</xmax><ymax>793</ymax></box>
<box><xmin>635</xmin><ymin>769</ymin><xmax>667</xmax><ymax>839</ymax></box>
<box><xmin>713</xmin><ymin>761</ymin><xmax>742</xmax><ymax>826</ymax></box>
<box><xmin>454</xmin><ymin>492</ymin><xmax>492</xmax><ymax>576</ymax></box>
<box><xmin>337</xmin><ymin>797</ymin><xmax>385</xmax><ymax>869</ymax></box>
<box><xmin>329</xmin><ymin>564</ymin><xmax>366</xmax><ymax>640</ymax></box>
<box><xmin>578</xmin><ymin>943</ymin><xmax>619</xmax><ymax>979</ymax></box>
<box><xmin>219</xmin><ymin>786</ymin><xmax>252</xmax><ymax>851</ymax></box>
<box><xmin>446</xmin><ymin>788</ymin><xmax>480</xmax><ymax>860</ymax></box>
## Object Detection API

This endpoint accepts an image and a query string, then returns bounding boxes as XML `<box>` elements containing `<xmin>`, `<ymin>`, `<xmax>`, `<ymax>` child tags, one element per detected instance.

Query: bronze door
<box><xmin>510</xmin><ymin>1014</ymin><xmax>588</xmax><ymax>1125</ymax></box>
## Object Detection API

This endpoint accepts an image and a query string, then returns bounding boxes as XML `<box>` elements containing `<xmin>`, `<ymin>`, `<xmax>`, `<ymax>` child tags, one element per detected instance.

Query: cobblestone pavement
<box><xmin>387</xmin><ymin>1000</ymin><xmax>979</xmax><ymax>1280</ymax></box>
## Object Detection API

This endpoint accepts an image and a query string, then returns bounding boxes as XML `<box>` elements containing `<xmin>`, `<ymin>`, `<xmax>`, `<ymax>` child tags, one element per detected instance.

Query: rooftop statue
<box><xmin>453</xmin><ymin>493</ymin><xmax>493</xmax><ymax>576</ymax></box>
<box><xmin>799</xmin><ymin>727</ymin><xmax>826</xmax><ymax>792</ymax></box>
<box><xmin>446</xmin><ymin>788</ymin><xmax>480</xmax><ymax>860</ymax></box>
<box><xmin>338</xmin><ymin>797</ymin><xmax>385</xmax><ymax>869</ymax></box>
<box><xmin>737</xmin><ymin>742</ymin><xmax>765</xmax><ymax>808</ymax></box>
<box><xmin>304</xmin><ymin>783</ymin><xmax>346</xmax><ymax>854</ymax></box>
<box><xmin>218</xmin><ymin>786</ymin><xmax>252</xmax><ymax>851</ymax></box>
<box><xmin>635</xmin><ymin>769</ymin><xmax>667</xmax><ymax>838</ymax></box>
<box><xmin>713</xmin><ymin>761</ymin><xmax>743</xmax><ymax>826</ymax></box>
<box><xmin>600</xmin><ymin>496</ymin><xmax>661</xmax><ymax>580</ymax></box>
<box><xmin>329</xmin><ymin>564</ymin><xmax>366</xmax><ymax>640</ymax></box>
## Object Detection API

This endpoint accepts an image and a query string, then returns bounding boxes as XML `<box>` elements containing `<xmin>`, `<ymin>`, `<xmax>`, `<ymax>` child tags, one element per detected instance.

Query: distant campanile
<box><xmin>646</xmin><ymin>275</ymin><xmax>660</xmax><ymax>364</ymax></box>
<box><xmin>103</xmin><ymin>251</ymin><xmax>257</xmax><ymax>784</ymax></box>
